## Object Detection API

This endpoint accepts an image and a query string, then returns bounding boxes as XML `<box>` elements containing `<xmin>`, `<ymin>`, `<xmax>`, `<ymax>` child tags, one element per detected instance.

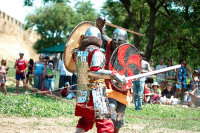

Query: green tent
<box><xmin>39</xmin><ymin>43</ymin><xmax>66</xmax><ymax>54</ymax></box>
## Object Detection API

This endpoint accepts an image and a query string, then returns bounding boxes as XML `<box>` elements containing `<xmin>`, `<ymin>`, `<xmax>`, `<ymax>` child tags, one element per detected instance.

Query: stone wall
<box><xmin>0</xmin><ymin>10</ymin><xmax>40</xmax><ymax>62</ymax></box>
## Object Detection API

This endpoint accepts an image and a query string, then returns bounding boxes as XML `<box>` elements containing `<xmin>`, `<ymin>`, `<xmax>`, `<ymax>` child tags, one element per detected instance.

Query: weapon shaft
<box><xmin>105</xmin><ymin>22</ymin><xmax>144</xmax><ymax>37</ymax></box>
<box><xmin>125</xmin><ymin>65</ymin><xmax>181</xmax><ymax>81</ymax></box>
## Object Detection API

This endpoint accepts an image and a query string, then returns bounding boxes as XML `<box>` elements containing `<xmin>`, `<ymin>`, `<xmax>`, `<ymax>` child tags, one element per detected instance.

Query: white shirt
<box><xmin>156</xmin><ymin>64</ymin><xmax>167</xmax><ymax>82</ymax></box>
<box><xmin>57</xmin><ymin>60</ymin><xmax>72</xmax><ymax>76</ymax></box>
<box><xmin>139</xmin><ymin>60</ymin><xmax>152</xmax><ymax>81</ymax></box>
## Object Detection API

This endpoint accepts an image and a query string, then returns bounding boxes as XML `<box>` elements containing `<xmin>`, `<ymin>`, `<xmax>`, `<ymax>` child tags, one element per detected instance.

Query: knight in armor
<box><xmin>73</xmin><ymin>26</ymin><xmax>127</xmax><ymax>133</ymax></box>
<box><xmin>96</xmin><ymin>17</ymin><xmax>131</xmax><ymax>133</ymax></box>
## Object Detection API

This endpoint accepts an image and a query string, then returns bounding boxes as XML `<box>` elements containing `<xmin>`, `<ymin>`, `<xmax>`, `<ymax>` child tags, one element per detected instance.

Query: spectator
<box><xmin>160</xmin><ymin>81</ymin><xmax>178</xmax><ymax>105</ymax></box>
<box><xmin>155</xmin><ymin>59</ymin><xmax>167</xmax><ymax>84</ymax></box>
<box><xmin>151</xmin><ymin>82</ymin><xmax>161</xmax><ymax>104</ymax></box>
<box><xmin>42</xmin><ymin>57</ymin><xmax>49</xmax><ymax>90</ymax></box>
<box><xmin>189</xmin><ymin>84</ymin><xmax>200</xmax><ymax>107</ymax></box>
<box><xmin>166</xmin><ymin>59</ymin><xmax>176</xmax><ymax>91</ymax></box>
<box><xmin>60</xmin><ymin>82</ymin><xmax>70</xmax><ymax>97</ymax></box>
<box><xmin>175</xmin><ymin>61</ymin><xmax>191</xmax><ymax>101</ymax></box>
<box><xmin>133</xmin><ymin>51</ymin><xmax>152</xmax><ymax>111</ymax></box>
<box><xmin>26</xmin><ymin>59</ymin><xmax>34</xmax><ymax>86</ymax></box>
<box><xmin>33</xmin><ymin>55</ymin><xmax>45</xmax><ymax>90</ymax></box>
<box><xmin>198</xmin><ymin>67</ymin><xmax>200</xmax><ymax>84</ymax></box>
<box><xmin>191</xmin><ymin>70</ymin><xmax>199</xmax><ymax>86</ymax></box>
<box><xmin>159</xmin><ymin>81</ymin><xmax>165</xmax><ymax>93</ymax></box>
<box><xmin>14</xmin><ymin>51</ymin><xmax>28</xmax><ymax>93</ymax></box>
<box><xmin>57</xmin><ymin>60</ymin><xmax>72</xmax><ymax>88</ymax></box>
<box><xmin>0</xmin><ymin>58</ymin><xmax>8</xmax><ymax>95</ymax></box>
<box><xmin>183</xmin><ymin>83</ymin><xmax>195</xmax><ymax>106</ymax></box>
<box><xmin>145</xmin><ymin>61</ymin><xmax>155</xmax><ymax>87</ymax></box>
<box><xmin>143</xmin><ymin>84</ymin><xmax>153</xmax><ymax>104</ymax></box>
<box><xmin>45</xmin><ymin>62</ymin><xmax>56</xmax><ymax>95</ymax></box>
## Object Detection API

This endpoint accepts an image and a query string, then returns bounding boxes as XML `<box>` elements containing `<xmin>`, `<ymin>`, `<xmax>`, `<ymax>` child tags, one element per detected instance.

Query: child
<box><xmin>0</xmin><ymin>58</ymin><xmax>8</xmax><ymax>95</ymax></box>
<box><xmin>143</xmin><ymin>84</ymin><xmax>153</xmax><ymax>103</ymax></box>
<box><xmin>152</xmin><ymin>82</ymin><xmax>161</xmax><ymax>104</ymax></box>
<box><xmin>26</xmin><ymin>59</ymin><xmax>34</xmax><ymax>86</ymax></box>
<box><xmin>45</xmin><ymin>62</ymin><xmax>56</xmax><ymax>95</ymax></box>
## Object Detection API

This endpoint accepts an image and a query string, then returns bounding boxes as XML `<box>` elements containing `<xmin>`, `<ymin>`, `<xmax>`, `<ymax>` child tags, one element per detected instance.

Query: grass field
<box><xmin>0</xmin><ymin>62</ymin><xmax>200</xmax><ymax>132</ymax></box>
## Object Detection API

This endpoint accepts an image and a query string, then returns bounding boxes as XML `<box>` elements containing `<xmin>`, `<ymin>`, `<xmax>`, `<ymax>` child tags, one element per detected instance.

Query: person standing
<box><xmin>45</xmin><ymin>62</ymin><xmax>56</xmax><ymax>95</ymax></box>
<box><xmin>73</xmin><ymin>26</ymin><xmax>126</xmax><ymax>133</ymax></box>
<box><xmin>0</xmin><ymin>58</ymin><xmax>8</xmax><ymax>95</ymax></box>
<box><xmin>33</xmin><ymin>55</ymin><xmax>45</xmax><ymax>90</ymax></box>
<box><xmin>166</xmin><ymin>59</ymin><xmax>176</xmax><ymax>91</ymax></box>
<box><xmin>175</xmin><ymin>60</ymin><xmax>191</xmax><ymax>101</ymax></box>
<box><xmin>57</xmin><ymin>60</ymin><xmax>72</xmax><ymax>88</ymax></box>
<box><xmin>132</xmin><ymin>51</ymin><xmax>152</xmax><ymax>110</ymax></box>
<box><xmin>14</xmin><ymin>51</ymin><xmax>28</xmax><ymax>93</ymax></box>
<box><xmin>155</xmin><ymin>59</ymin><xmax>167</xmax><ymax>84</ymax></box>
<box><xmin>104</xmin><ymin>28</ymin><xmax>132</xmax><ymax>133</ymax></box>
<box><xmin>26</xmin><ymin>59</ymin><xmax>34</xmax><ymax>87</ymax></box>
<box><xmin>145</xmin><ymin>60</ymin><xmax>154</xmax><ymax>86</ymax></box>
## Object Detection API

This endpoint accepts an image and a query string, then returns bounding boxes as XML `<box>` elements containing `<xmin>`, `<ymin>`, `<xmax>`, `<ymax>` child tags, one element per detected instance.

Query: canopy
<box><xmin>39</xmin><ymin>43</ymin><xmax>65</xmax><ymax>54</ymax></box>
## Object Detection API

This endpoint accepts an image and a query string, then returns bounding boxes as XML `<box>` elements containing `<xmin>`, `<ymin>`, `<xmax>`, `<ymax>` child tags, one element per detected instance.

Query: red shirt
<box><xmin>16</xmin><ymin>59</ymin><xmax>26</xmax><ymax>74</ymax></box>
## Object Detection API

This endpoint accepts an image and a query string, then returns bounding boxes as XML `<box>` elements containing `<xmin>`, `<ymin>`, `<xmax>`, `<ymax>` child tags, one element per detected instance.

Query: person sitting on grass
<box><xmin>189</xmin><ymin>84</ymin><xmax>200</xmax><ymax>107</ymax></box>
<box><xmin>151</xmin><ymin>82</ymin><xmax>161</xmax><ymax>104</ymax></box>
<box><xmin>160</xmin><ymin>81</ymin><xmax>178</xmax><ymax>105</ymax></box>
<box><xmin>143</xmin><ymin>84</ymin><xmax>153</xmax><ymax>104</ymax></box>
<box><xmin>183</xmin><ymin>84</ymin><xmax>196</xmax><ymax>106</ymax></box>
<box><xmin>0</xmin><ymin>58</ymin><xmax>8</xmax><ymax>95</ymax></box>
<box><xmin>45</xmin><ymin>62</ymin><xmax>56</xmax><ymax>95</ymax></box>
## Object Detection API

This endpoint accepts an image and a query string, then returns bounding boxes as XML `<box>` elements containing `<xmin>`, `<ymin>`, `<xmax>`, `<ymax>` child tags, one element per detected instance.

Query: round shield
<box><xmin>109</xmin><ymin>44</ymin><xmax>141</xmax><ymax>91</ymax></box>
<box><xmin>64</xmin><ymin>21</ymin><xmax>94</xmax><ymax>73</ymax></box>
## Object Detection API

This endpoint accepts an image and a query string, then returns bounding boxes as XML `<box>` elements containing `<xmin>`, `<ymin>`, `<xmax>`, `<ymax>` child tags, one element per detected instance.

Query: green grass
<box><xmin>0</xmin><ymin>92</ymin><xmax>75</xmax><ymax>117</ymax></box>
<box><xmin>125</xmin><ymin>104</ymin><xmax>200</xmax><ymax>131</ymax></box>
<box><xmin>2</xmin><ymin>62</ymin><xmax>200</xmax><ymax>131</ymax></box>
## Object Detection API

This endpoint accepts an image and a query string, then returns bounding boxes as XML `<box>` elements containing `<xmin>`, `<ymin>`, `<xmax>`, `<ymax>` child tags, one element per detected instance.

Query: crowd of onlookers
<box><xmin>0</xmin><ymin>51</ymin><xmax>200</xmax><ymax>108</ymax></box>
<box><xmin>142</xmin><ymin>58</ymin><xmax>200</xmax><ymax>108</ymax></box>
<box><xmin>0</xmin><ymin>51</ymin><xmax>77</xmax><ymax>100</ymax></box>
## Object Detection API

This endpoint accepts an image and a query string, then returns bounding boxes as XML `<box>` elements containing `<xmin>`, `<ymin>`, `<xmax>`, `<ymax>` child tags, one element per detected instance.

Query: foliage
<box><xmin>25</xmin><ymin>3</ymin><xmax>74</xmax><ymax>52</ymax></box>
<box><xmin>25</xmin><ymin>0</ymin><xmax>98</xmax><ymax>53</ymax></box>
<box><xmin>102</xmin><ymin>0</ymin><xmax>200</xmax><ymax>69</ymax></box>
<box><xmin>24</xmin><ymin>0</ymin><xmax>68</xmax><ymax>6</ymax></box>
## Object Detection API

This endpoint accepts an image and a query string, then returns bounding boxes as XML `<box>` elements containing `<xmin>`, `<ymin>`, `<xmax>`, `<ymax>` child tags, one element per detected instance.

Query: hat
<box><xmin>152</xmin><ymin>82</ymin><xmax>159</xmax><ymax>87</ymax></box>
<box><xmin>49</xmin><ymin>63</ymin><xmax>53</xmax><ymax>66</ymax></box>
<box><xmin>65</xmin><ymin>82</ymin><xmax>70</xmax><ymax>86</ymax></box>
<box><xmin>19</xmin><ymin>51</ymin><xmax>24</xmax><ymax>54</ymax></box>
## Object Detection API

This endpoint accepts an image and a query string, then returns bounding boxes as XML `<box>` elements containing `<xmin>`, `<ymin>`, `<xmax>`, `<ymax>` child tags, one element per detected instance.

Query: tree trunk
<box><xmin>120</xmin><ymin>0</ymin><xmax>141</xmax><ymax>49</ymax></box>
<box><xmin>145</xmin><ymin>6</ymin><xmax>156</xmax><ymax>61</ymax></box>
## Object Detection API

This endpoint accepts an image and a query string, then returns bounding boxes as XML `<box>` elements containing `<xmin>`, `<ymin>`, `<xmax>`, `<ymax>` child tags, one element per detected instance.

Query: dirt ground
<box><xmin>0</xmin><ymin>116</ymin><xmax>198</xmax><ymax>133</ymax></box>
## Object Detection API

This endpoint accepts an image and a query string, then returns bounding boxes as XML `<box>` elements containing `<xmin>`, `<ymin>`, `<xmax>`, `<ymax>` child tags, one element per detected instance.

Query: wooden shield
<box><xmin>109</xmin><ymin>44</ymin><xmax>141</xmax><ymax>91</ymax></box>
<box><xmin>63</xmin><ymin>21</ymin><xmax>94</xmax><ymax>73</ymax></box>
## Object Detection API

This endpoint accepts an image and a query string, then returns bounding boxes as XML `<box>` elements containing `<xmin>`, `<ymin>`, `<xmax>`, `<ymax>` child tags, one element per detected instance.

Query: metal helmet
<box><xmin>112</xmin><ymin>28</ymin><xmax>129</xmax><ymax>48</ymax></box>
<box><xmin>85</xmin><ymin>26</ymin><xmax>101</xmax><ymax>38</ymax></box>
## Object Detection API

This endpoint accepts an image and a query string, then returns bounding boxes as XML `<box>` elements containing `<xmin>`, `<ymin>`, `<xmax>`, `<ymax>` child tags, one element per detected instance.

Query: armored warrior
<box><xmin>73</xmin><ymin>26</ymin><xmax>127</xmax><ymax>133</ymax></box>
<box><xmin>96</xmin><ymin>17</ymin><xmax>135</xmax><ymax>133</ymax></box>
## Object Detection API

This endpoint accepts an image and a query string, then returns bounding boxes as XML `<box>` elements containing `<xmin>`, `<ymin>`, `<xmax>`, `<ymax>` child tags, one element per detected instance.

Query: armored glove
<box><xmin>96</xmin><ymin>16</ymin><xmax>106</xmax><ymax>33</ymax></box>
<box><xmin>113</xmin><ymin>72</ymin><xmax>127</xmax><ymax>87</ymax></box>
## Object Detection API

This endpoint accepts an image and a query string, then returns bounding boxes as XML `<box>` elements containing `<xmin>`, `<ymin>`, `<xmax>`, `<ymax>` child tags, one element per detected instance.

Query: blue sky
<box><xmin>0</xmin><ymin>0</ymin><xmax>105</xmax><ymax>23</ymax></box>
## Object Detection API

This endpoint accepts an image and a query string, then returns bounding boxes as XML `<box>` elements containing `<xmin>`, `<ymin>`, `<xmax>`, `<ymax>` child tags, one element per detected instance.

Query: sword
<box><xmin>105</xmin><ymin>22</ymin><xmax>144</xmax><ymax>37</ymax></box>
<box><xmin>125</xmin><ymin>65</ymin><xmax>181</xmax><ymax>81</ymax></box>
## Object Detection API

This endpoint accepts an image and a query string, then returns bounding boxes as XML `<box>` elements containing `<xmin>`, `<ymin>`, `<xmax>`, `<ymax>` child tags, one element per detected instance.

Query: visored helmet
<box><xmin>85</xmin><ymin>26</ymin><xmax>101</xmax><ymax>38</ymax></box>
<box><xmin>112</xmin><ymin>28</ymin><xmax>129</xmax><ymax>49</ymax></box>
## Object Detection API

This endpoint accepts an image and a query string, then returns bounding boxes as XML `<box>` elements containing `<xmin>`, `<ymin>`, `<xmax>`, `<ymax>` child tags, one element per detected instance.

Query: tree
<box><xmin>102</xmin><ymin>0</ymin><xmax>200</xmax><ymax>68</ymax></box>
<box><xmin>25</xmin><ymin>3</ymin><xmax>74</xmax><ymax>52</ymax></box>
<box><xmin>24</xmin><ymin>0</ymin><xmax>67</xmax><ymax>6</ymax></box>
<box><xmin>25</xmin><ymin>0</ymin><xmax>99</xmax><ymax>52</ymax></box>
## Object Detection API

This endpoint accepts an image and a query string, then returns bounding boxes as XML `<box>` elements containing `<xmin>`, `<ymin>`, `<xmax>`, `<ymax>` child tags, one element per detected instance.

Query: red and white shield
<box><xmin>109</xmin><ymin>44</ymin><xmax>141</xmax><ymax>91</ymax></box>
